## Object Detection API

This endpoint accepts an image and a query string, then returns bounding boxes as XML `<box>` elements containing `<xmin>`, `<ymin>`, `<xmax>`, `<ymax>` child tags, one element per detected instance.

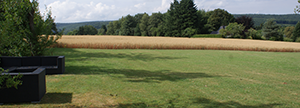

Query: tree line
<box><xmin>69</xmin><ymin>0</ymin><xmax>236</xmax><ymax>37</ymax></box>
<box><xmin>67</xmin><ymin>0</ymin><xmax>300</xmax><ymax>42</ymax></box>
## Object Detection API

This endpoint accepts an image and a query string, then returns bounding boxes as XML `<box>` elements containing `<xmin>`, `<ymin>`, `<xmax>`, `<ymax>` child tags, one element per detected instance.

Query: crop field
<box><xmin>54</xmin><ymin>35</ymin><xmax>300</xmax><ymax>52</ymax></box>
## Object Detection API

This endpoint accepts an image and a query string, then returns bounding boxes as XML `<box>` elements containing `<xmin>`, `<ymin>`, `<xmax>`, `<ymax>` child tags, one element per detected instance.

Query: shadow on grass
<box><xmin>54</xmin><ymin>48</ymin><xmax>186</xmax><ymax>62</ymax></box>
<box><xmin>66</xmin><ymin>66</ymin><xmax>219</xmax><ymax>83</ymax></box>
<box><xmin>39</xmin><ymin>92</ymin><xmax>72</xmax><ymax>104</ymax></box>
<box><xmin>192</xmin><ymin>97</ymin><xmax>282</xmax><ymax>108</ymax></box>
<box><xmin>116</xmin><ymin>97</ymin><xmax>282</xmax><ymax>108</ymax></box>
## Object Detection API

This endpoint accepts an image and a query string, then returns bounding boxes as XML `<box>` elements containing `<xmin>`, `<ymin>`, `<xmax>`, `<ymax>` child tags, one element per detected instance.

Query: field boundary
<box><xmin>52</xmin><ymin>42</ymin><xmax>300</xmax><ymax>52</ymax></box>
<box><xmin>53</xmin><ymin>36</ymin><xmax>300</xmax><ymax>52</ymax></box>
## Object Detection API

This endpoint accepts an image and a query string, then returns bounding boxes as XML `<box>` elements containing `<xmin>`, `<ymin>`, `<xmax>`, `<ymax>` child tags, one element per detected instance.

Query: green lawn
<box><xmin>3</xmin><ymin>48</ymin><xmax>300</xmax><ymax>108</ymax></box>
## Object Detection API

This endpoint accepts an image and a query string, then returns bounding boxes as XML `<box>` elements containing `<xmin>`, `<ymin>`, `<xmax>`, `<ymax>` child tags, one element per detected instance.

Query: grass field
<box><xmin>2</xmin><ymin>48</ymin><xmax>299</xmax><ymax>108</ymax></box>
<box><xmin>53</xmin><ymin>35</ymin><xmax>300</xmax><ymax>52</ymax></box>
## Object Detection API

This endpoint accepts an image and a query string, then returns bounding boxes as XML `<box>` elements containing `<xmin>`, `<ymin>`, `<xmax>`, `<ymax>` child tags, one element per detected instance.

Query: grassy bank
<box><xmin>2</xmin><ymin>48</ymin><xmax>300</xmax><ymax>107</ymax></box>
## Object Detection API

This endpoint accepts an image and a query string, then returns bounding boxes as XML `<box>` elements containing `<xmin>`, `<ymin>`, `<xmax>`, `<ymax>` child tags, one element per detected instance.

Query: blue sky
<box><xmin>37</xmin><ymin>0</ymin><xmax>299</xmax><ymax>23</ymax></box>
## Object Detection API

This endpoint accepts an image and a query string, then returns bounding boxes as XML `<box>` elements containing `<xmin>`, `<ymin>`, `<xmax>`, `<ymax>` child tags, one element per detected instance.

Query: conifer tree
<box><xmin>179</xmin><ymin>0</ymin><xmax>198</xmax><ymax>34</ymax></box>
<box><xmin>262</xmin><ymin>19</ymin><xmax>282</xmax><ymax>41</ymax></box>
<box><xmin>293</xmin><ymin>21</ymin><xmax>300</xmax><ymax>42</ymax></box>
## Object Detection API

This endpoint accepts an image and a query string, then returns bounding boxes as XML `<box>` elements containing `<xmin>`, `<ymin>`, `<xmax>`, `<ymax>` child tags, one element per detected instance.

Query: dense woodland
<box><xmin>57</xmin><ymin>0</ymin><xmax>300</xmax><ymax>42</ymax></box>
<box><xmin>57</xmin><ymin>14</ymin><xmax>300</xmax><ymax>35</ymax></box>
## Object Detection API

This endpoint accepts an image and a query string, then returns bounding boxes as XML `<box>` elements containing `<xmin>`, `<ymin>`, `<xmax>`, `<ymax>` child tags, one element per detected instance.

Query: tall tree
<box><xmin>207</xmin><ymin>8</ymin><xmax>235</xmax><ymax>31</ymax></box>
<box><xmin>0</xmin><ymin>0</ymin><xmax>62</xmax><ymax>56</ymax></box>
<box><xmin>293</xmin><ymin>21</ymin><xmax>300</xmax><ymax>42</ymax></box>
<box><xmin>148</xmin><ymin>12</ymin><xmax>164</xmax><ymax>36</ymax></box>
<box><xmin>121</xmin><ymin>15</ymin><xmax>135</xmax><ymax>36</ymax></box>
<box><xmin>1</xmin><ymin>0</ymin><xmax>62</xmax><ymax>89</ymax></box>
<box><xmin>106</xmin><ymin>22</ymin><xmax>114</xmax><ymax>35</ymax></box>
<box><xmin>179</xmin><ymin>0</ymin><xmax>198</xmax><ymax>37</ymax></box>
<box><xmin>236</xmin><ymin>16</ymin><xmax>254</xmax><ymax>31</ymax></box>
<box><xmin>165</xmin><ymin>0</ymin><xmax>182</xmax><ymax>37</ymax></box>
<box><xmin>139</xmin><ymin>13</ymin><xmax>149</xmax><ymax>36</ymax></box>
<box><xmin>113</xmin><ymin>20</ymin><xmax>121</xmax><ymax>35</ymax></box>
<box><xmin>134</xmin><ymin>24</ymin><xmax>141</xmax><ymax>36</ymax></box>
<box><xmin>262</xmin><ymin>19</ymin><xmax>282</xmax><ymax>41</ymax></box>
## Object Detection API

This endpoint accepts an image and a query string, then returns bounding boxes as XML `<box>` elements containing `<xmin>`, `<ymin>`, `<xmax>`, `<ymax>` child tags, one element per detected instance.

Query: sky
<box><xmin>37</xmin><ymin>0</ymin><xmax>299</xmax><ymax>23</ymax></box>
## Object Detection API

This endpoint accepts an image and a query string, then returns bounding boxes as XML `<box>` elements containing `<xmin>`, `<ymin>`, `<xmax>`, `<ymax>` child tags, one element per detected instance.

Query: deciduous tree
<box><xmin>207</xmin><ymin>9</ymin><xmax>235</xmax><ymax>31</ymax></box>
<box><xmin>0</xmin><ymin>0</ymin><xmax>62</xmax><ymax>56</ymax></box>
<box><xmin>284</xmin><ymin>26</ymin><xmax>295</xmax><ymax>38</ymax></box>
<box><xmin>236</xmin><ymin>16</ymin><xmax>254</xmax><ymax>31</ymax></box>
<box><xmin>139</xmin><ymin>13</ymin><xmax>150</xmax><ymax>36</ymax></box>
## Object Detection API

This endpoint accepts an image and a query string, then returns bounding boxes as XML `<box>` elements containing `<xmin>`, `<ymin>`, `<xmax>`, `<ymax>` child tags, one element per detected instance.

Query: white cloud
<box><xmin>195</xmin><ymin>0</ymin><xmax>228</xmax><ymax>10</ymax></box>
<box><xmin>37</xmin><ymin>0</ymin><xmax>296</xmax><ymax>22</ymax></box>
<box><xmin>153</xmin><ymin>0</ymin><xmax>172</xmax><ymax>12</ymax></box>
<box><xmin>134</xmin><ymin>3</ymin><xmax>146</xmax><ymax>8</ymax></box>
<box><xmin>47</xmin><ymin>0</ymin><xmax>117</xmax><ymax>22</ymax></box>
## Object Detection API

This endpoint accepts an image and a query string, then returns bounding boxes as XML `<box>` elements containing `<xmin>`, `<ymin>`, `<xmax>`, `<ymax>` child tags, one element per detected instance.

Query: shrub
<box><xmin>0</xmin><ymin>67</ymin><xmax>23</xmax><ymax>89</ymax></box>
<box><xmin>182</xmin><ymin>28</ymin><xmax>196</xmax><ymax>38</ymax></box>
<box><xmin>246</xmin><ymin>28</ymin><xmax>261</xmax><ymax>39</ymax></box>
<box><xmin>296</xmin><ymin>37</ymin><xmax>300</xmax><ymax>42</ymax></box>
<box><xmin>284</xmin><ymin>37</ymin><xmax>294</xmax><ymax>42</ymax></box>
<box><xmin>219</xmin><ymin>23</ymin><xmax>245</xmax><ymax>38</ymax></box>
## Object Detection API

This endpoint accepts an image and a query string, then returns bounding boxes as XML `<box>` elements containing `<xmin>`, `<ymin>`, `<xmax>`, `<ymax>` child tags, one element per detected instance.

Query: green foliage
<box><xmin>165</xmin><ymin>0</ymin><xmax>198</xmax><ymax>37</ymax></box>
<box><xmin>121</xmin><ymin>15</ymin><xmax>136</xmax><ymax>36</ymax></box>
<box><xmin>295</xmin><ymin>0</ymin><xmax>300</xmax><ymax>13</ymax></box>
<box><xmin>246</xmin><ymin>28</ymin><xmax>261</xmax><ymax>39</ymax></box>
<box><xmin>296</xmin><ymin>37</ymin><xmax>300</xmax><ymax>42</ymax></box>
<box><xmin>134</xmin><ymin>24</ymin><xmax>141</xmax><ymax>36</ymax></box>
<box><xmin>0</xmin><ymin>0</ymin><xmax>62</xmax><ymax>56</ymax></box>
<box><xmin>220</xmin><ymin>23</ymin><xmax>245</xmax><ymax>38</ymax></box>
<box><xmin>262</xmin><ymin>19</ymin><xmax>283</xmax><ymax>41</ymax></box>
<box><xmin>283</xmin><ymin>37</ymin><xmax>294</xmax><ymax>42</ymax></box>
<box><xmin>67</xmin><ymin>29</ymin><xmax>78</xmax><ymax>35</ymax></box>
<box><xmin>148</xmin><ymin>12</ymin><xmax>164</xmax><ymax>36</ymax></box>
<box><xmin>234</xmin><ymin>14</ymin><xmax>300</xmax><ymax>27</ymax></box>
<box><xmin>56</xmin><ymin>21</ymin><xmax>110</xmax><ymax>35</ymax></box>
<box><xmin>77</xmin><ymin>25</ymin><xmax>98</xmax><ymax>35</ymax></box>
<box><xmin>293</xmin><ymin>22</ymin><xmax>300</xmax><ymax>42</ymax></box>
<box><xmin>196</xmin><ymin>10</ymin><xmax>213</xmax><ymax>34</ymax></box>
<box><xmin>139</xmin><ymin>13</ymin><xmax>149</xmax><ymax>36</ymax></box>
<box><xmin>182</xmin><ymin>28</ymin><xmax>196</xmax><ymax>38</ymax></box>
<box><xmin>236</xmin><ymin>16</ymin><xmax>254</xmax><ymax>30</ymax></box>
<box><xmin>0</xmin><ymin>68</ymin><xmax>23</xmax><ymax>89</ymax></box>
<box><xmin>284</xmin><ymin>26</ymin><xmax>295</xmax><ymax>38</ymax></box>
<box><xmin>106</xmin><ymin>22</ymin><xmax>114</xmax><ymax>35</ymax></box>
<box><xmin>208</xmin><ymin>8</ymin><xmax>235</xmax><ymax>31</ymax></box>
<box><xmin>191</xmin><ymin>34</ymin><xmax>222</xmax><ymax>38</ymax></box>
<box><xmin>97</xmin><ymin>28</ymin><xmax>106</xmax><ymax>35</ymax></box>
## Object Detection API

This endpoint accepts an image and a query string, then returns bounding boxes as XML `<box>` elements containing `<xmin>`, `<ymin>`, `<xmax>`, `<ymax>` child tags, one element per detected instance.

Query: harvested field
<box><xmin>54</xmin><ymin>35</ymin><xmax>300</xmax><ymax>52</ymax></box>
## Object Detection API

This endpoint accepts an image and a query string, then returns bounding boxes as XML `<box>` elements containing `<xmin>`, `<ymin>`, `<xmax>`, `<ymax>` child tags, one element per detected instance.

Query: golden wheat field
<box><xmin>54</xmin><ymin>35</ymin><xmax>300</xmax><ymax>52</ymax></box>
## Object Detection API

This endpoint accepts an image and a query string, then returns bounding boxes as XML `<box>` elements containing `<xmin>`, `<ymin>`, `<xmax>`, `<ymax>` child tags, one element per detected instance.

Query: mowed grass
<box><xmin>54</xmin><ymin>35</ymin><xmax>300</xmax><ymax>52</ymax></box>
<box><xmin>2</xmin><ymin>48</ymin><xmax>300</xmax><ymax>107</ymax></box>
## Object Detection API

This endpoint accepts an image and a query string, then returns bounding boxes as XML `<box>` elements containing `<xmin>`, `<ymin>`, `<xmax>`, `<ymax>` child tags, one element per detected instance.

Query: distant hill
<box><xmin>56</xmin><ymin>21</ymin><xmax>111</xmax><ymax>34</ymax></box>
<box><xmin>233</xmin><ymin>14</ymin><xmax>300</xmax><ymax>26</ymax></box>
<box><xmin>56</xmin><ymin>14</ymin><xmax>300</xmax><ymax>34</ymax></box>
